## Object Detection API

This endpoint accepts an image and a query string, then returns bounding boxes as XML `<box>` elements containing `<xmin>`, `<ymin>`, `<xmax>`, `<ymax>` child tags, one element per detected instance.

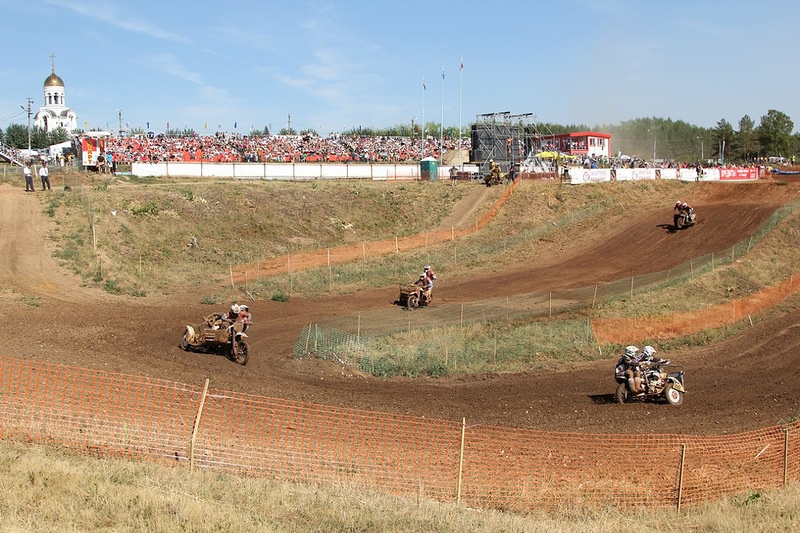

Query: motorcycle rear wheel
<box><xmin>664</xmin><ymin>383</ymin><xmax>683</xmax><ymax>405</ymax></box>
<box><xmin>181</xmin><ymin>331</ymin><xmax>193</xmax><ymax>352</ymax></box>
<box><xmin>614</xmin><ymin>382</ymin><xmax>629</xmax><ymax>404</ymax></box>
<box><xmin>231</xmin><ymin>341</ymin><xmax>249</xmax><ymax>365</ymax></box>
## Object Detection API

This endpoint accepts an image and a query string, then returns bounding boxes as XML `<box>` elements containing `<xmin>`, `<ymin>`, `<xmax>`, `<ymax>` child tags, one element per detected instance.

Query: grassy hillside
<box><xmin>32</xmin><ymin>173</ymin><xmax>480</xmax><ymax>296</ymax></box>
<box><xmin>31</xmin><ymin>171</ymin><xmax>705</xmax><ymax>299</ymax></box>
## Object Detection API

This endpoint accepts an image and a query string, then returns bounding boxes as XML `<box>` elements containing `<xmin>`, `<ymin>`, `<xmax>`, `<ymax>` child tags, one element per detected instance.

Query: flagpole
<box><xmin>440</xmin><ymin>65</ymin><xmax>444</xmax><ymax>165</ymax></box>
<box><xmin>421</xmin><ymin>77</ymin><xmax>426</xmax><ymax>160</ymax></box>
<box><xmin>459</xmin><ymin>57</ymin><xmax>463</xmax><ymax>170</ymax></box>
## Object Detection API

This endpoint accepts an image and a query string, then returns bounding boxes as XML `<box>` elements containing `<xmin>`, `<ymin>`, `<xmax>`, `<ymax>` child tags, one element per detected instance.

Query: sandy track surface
<box><xmin>2</xmin><ymin>180</ymin><xmax>799</xmax><ymax>435</ymax></box>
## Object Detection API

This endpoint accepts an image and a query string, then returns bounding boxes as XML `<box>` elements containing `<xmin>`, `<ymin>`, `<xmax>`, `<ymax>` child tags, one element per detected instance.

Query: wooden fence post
<box><xmin>677</xmin><ymin>443</ymin><xmax>686</xmax><ymax>512</ymax></box>
<box><xmin>784</xmin><ymin>428</ymin><xmax>790</xmax><ymax>486</ymax></box>
<box><xmin>457</xmin><ymin>417</ymin><xmax>466</xmax><ymax>505</ymax></box>
<box><xmin>190</xmin><ymin>378</ymin><xmax>210</xmax><ymax>472</ymax></box>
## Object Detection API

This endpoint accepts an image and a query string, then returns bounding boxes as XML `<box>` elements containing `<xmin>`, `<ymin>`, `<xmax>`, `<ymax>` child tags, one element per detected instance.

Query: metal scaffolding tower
<box><xmin>469</xmin><ymin>112</ymin><xmax>550</xmax><ymax>172</ymax></box>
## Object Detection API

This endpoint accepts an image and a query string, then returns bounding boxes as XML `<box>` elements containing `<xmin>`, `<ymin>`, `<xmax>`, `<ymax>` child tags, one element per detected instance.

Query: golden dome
<box><xmin>44</xmin><ymin>70</ymin><xmax>64</xmax><ymax>87</ymax></box>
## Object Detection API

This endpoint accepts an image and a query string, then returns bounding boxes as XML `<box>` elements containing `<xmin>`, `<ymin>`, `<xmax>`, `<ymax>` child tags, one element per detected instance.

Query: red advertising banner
<box><xmin>719</xmin><ymin>167</ymin><xmax>759</xmax><ymax>181</ymax></box>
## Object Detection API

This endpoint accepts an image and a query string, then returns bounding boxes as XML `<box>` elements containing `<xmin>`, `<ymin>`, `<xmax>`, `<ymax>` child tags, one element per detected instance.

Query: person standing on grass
<box><xmin>23</xmin><ymin>161</ymin><xmax>35</xmax><ymax>192</ymax></box>
<box><xmin>39</xmin><ymin>160</ymin><xmax>51</xmax><ymax>191</ymax></box>
<box><xmin>449</xmin><ymin>165</ymin><xmax>458</xmax><ymax>186</ymax></box>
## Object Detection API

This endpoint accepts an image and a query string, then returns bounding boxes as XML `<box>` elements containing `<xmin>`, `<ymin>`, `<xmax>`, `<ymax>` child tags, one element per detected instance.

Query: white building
<box><xmin>34</xmin><ymin>59</ymin><xmax>78</xmax><ymax>133</ymax></box>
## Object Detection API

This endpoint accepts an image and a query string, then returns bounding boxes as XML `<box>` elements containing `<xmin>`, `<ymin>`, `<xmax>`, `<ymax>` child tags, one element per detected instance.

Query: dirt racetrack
<box><xmin>2</xmin><ymin>180</ymin><xmax>800</xmax><ymax>436</ymax></box>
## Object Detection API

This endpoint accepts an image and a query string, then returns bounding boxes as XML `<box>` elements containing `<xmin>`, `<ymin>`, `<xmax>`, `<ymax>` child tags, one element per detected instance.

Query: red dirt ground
<box><xmin>1</xmin><ymin>180</ymin><xmax>799</xmax><ymax>436</ymax></box>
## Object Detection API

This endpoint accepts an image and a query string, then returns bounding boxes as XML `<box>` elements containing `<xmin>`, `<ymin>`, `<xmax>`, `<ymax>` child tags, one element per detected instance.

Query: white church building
<box><xmin>34</xmin><ymin>58</ymin><xmax>78</xmax><ymax>133</ymax></box>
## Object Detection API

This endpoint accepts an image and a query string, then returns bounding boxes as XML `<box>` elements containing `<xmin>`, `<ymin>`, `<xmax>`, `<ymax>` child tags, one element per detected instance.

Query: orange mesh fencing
<box><xmin>0</xmin><ymin>356</ymin><xmax>797</xmax><ymax>512</ymax></box>
<box><xmin>593</xmin><ymin>274</ymin><xmax>800</xmax><ymax>344</ymax></box>
<box><xmin>230</xmin><ymin>180</ymin><xmax>520</xmax><ymax>283</ymax></box>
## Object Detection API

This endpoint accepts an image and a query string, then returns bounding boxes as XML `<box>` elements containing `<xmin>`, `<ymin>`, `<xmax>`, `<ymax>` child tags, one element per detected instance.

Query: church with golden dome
<box><xmin>34</xmin><ymin>55</ymin><xmax>78</xmax><ymax>133</ymax></box>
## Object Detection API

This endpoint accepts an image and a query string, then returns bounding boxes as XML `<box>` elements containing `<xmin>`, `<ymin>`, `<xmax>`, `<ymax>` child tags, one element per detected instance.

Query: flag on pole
<box><xmin>442</xmin><ymin>66</ymin><xmax>445</xmax><ymax>80</ymax></box>
<box><xmin>146</xmin><ymin>121</ymin><xmax>150</xmax><ymax>129</ymax></box>
<box><xmin>422</xmin><ymin>77</ymin><xmax>426</xmax><ymax>91</ymax></box>
<box><xmin>234</xmin><ymin>121</ymin><xmax>237</xmax><ymax>129</ymax></box>
<box><xmin>460</xmin><ymin>58</ymin><xmax>464</xmax><ymax>71</ymax></box>
<box><xmin>204</xmin><ymin>122</ymin><xmax>208</xmax><ymax>129</ymax></box>
<box><xmin>166</xmin><ymin>122</ymin><xmax>170</xmax><ymax>130</ymax></box>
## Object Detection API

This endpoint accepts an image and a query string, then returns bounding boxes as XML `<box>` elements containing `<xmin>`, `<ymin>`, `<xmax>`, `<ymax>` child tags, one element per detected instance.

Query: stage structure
<box><xmin>469</xmin><ymin>112</ymin><xmax>556</xmax><ymax>173</ymax></box>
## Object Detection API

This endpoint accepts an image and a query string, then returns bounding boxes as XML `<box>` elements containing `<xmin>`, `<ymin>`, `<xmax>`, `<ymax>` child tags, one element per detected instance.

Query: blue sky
<box><xmin>2</xmin><ymin>0</ymin><xmax>798</xmax><ymax>135</ymax></box>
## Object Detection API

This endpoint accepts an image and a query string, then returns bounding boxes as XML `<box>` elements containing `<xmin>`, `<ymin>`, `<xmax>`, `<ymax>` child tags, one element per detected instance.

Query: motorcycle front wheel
<box><xmin>406</xmin><ymin>294</ymin><xmax>419</xmax><ymax>309</ymax></box>
<box><xmin>614</xmin><ymin>382</ymin><xmax>629</xmax><ymax>404</ymax></box>
<box><xmin>231</xmin><ymin>341</ymin><xmax>249</xmax><ymax>365</ymax></box>
<box><xmin>664</xmin><ymin>383</ymin><xmax>683</xmax><ymax>405</ymax></box>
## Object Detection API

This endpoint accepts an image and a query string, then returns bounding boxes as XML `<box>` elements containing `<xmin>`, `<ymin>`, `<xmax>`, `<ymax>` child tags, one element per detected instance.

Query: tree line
<box><xmin>0</xmin><ymin>124</ymin><xmax>69</xmax><ymax>150</ymax></box>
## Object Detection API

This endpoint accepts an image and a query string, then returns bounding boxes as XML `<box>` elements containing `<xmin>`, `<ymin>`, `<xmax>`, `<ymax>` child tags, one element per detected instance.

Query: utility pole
<box><xmin>25</xmin><ymin>97</ymin><xmax>33</xmax><ymax>152</ymax></box>
<box><xmin>118</xmin><ymin>109</ymin><xmax>123</xmax><ymax>134</ymax></box>
<box><xmin>647</xmin><ymin>128</ymin><xmax>656</xmax><ymax>163</ymax></box>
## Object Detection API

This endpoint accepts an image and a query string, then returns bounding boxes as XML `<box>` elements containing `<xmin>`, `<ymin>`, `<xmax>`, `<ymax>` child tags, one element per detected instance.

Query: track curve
<box><xmin>2</xmin><ymin>180</ymin><xmax>799</xmax><ymax>435</ymax></box>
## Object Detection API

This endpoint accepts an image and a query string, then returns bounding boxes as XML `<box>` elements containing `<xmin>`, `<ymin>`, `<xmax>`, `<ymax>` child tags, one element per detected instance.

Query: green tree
<box><xmin>733</xmin><ymin>115</ymin><xmax>758</xmax><ymax>162</ymax></box>
<box><xmin>4</xmin><ymin>123</ymin><xmax>29</xmax><ymax>148</ymax></box>
<box><xmin>757</xmin><ymin>109</ymin><xmax>794</xmax><ymax>158</ymax></box>
<box><xmin>48</xmin><ymin>127</ymin><xmax>69</xmax><ymax>145</ymax></box>
<box><xmin>249</xmin><ymin>126</ymin><xmax>270</xmax><ymax>136</ymax></box>
<box><xmin>711</xmin><ymin>119</ymin><xmax>735</xmax><ymax>163</ymax></box>
<box><xmin>31</xmin><ymin>126</ymin><xmax>51</xmax><ymax>149</ymax></box>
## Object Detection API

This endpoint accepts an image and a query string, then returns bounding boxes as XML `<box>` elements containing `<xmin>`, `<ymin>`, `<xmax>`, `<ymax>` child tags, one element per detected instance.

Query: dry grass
<box><xmin>38</xmin><ymin>172</ymin><xmax>473</xmax><ymax>297</ymax></box>
<box><xmin>1</xmin><ymin>441</ymin><xmax>798</xmax><ymax>532</ymax></box>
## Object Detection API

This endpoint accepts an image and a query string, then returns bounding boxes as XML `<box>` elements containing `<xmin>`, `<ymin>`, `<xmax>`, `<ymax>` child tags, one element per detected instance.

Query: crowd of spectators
<box><xmin>101</xmin><ymin>132</ymin><xmax>471</xmax><ymax>165</ymax></box>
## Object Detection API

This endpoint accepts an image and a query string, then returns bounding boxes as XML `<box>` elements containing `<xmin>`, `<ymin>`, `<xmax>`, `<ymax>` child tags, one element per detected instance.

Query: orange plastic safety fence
<box><xmin>0</xmin><ymin>356</ymin><xmax>797</xmax><ymax>512</ymax></box>
<box><xmin>231</xmin><ymin>179</ymin><xmax>520</xmax><ymax>282</ymax></box>
<box><xmin>593</xmin><ymin>274</ymin><xmax>800</xmax><ymax>344</ymax></box>
<box><xmin>0</xmin><ymin>356</ymin><xmax>201</xmax><ymax>463</ymax></box>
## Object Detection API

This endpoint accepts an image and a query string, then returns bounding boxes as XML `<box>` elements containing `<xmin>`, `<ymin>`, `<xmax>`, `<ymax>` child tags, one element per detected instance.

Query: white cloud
<box><xmin>138</xmin><ymin>54</ymin><xmax>204</xmax><ymax>85</ymax></box>
<box><xmin>45</xmin><ymin>0</ymin><xmax>193</xmax><ymax>45</ymax></box>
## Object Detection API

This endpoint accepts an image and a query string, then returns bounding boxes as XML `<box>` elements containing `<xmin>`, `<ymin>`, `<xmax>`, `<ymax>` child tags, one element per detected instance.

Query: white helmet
<box><xmin>625</xmin><ymin>346</ymin><xmax>639</xmax><ymax>357</ymax></box>
<box><xmin>423</xmin><ymin>265</ymin><xmax>431</xmax><ymax>272</ymax></box>
<box><xmin>231</xmin><ymin>304</ymin><xmax>241</xmax><ymax>314</ymax></box>
<box><xmin>642</xmin><ymin>346</ymin><xmax>656</xmax><ymax>357</ymax></box>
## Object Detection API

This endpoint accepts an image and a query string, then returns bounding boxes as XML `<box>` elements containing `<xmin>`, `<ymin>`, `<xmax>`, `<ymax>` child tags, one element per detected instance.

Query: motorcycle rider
<box><xmin>487</xmin><ymin>159</ymin><xmax>501</xmax><ymax>185</ymax></box>
<box><xmin>681</xmin><ymin>201</ymin><xmax>694</xmax><ymax>221</ymax></box>
<box><xmin>224</xmin><ymin>303</ymin><xmax>242</xmax><ymax>324</ymax></box>
<box><xmin>619</xmin><ymin>345</ymin><xmax>645</xmax><ymax>394</ymax></box>
<box><xmin>638</xmin><ymin>345</ymin><xmax>667</xmax><ymax>392</ymax></box>
<box><xmin>673</xmin><ymin>201</ymin><xmax>682</xmax><ymax>227</ymax></box>
<box><xmin>237</xmin><ymin>304</ymin><xmax>252</xmax><ymax>332</ymax></box>
<box><xmin>422</xmin><ymin>265</ymin><xmax>437</xmax><ymax>300</ymax></box>
<box><xmin>414</xmin><ymin>265</ymin><xmax>436</xmax><ymax>304</ymax></box>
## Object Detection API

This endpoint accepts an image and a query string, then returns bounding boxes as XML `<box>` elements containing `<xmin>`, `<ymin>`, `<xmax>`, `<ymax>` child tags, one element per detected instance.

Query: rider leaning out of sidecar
<box><xmin>207</xmin><ymin>303</ymin><xmax>252</xmax><ymax>330</ymax></box>
<box><xmin>414</xmin><ymin>265</ymin><xmax>436</xmax><ymax>302</ymax></box>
